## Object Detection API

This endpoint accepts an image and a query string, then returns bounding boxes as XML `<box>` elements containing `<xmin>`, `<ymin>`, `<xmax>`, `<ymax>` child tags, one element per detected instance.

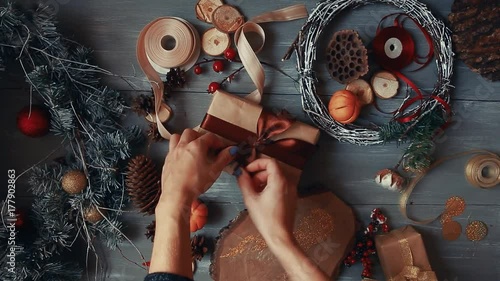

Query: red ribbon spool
<box><xmin>372</xmin><ymin>26</ymin><xmax>416</xmax><ymax>71</ymax></box>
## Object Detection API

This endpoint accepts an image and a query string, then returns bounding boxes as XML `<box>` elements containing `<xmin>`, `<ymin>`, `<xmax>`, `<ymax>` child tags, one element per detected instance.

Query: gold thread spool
<box><xmin>465</xmin><ymin>154</ymin><xmax>500</xmax><ymax>189</ymax></box>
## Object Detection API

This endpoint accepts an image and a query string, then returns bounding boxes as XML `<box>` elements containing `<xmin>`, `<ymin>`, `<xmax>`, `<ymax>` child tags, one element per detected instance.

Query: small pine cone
<box><xmin>125</xmin><ymin>155</ymin><xmax>161</xmax><ymax>215</ymax></box>
<box><xmin>147</xmin><ymin>123</ymin><xmax>164</xmax><ymax>143</ymax></box>
<box><xmin>191</xmin><ymin>235</ymin><xmax>208</xmax><ymax>261</ymax></box>
<box><xmin>165</xmin><ymin>67</ymin><xmax>187</xmax><ymax>90</ymax></box>
<box><xmin>131</xmin><ymin>94</ymin><xmax>155</xmax><ymax>116</ymax></box>
<box><xmin>145</xmin><ymin>220</ymin><xmax>156</xmax><ymax>242</ymax></box>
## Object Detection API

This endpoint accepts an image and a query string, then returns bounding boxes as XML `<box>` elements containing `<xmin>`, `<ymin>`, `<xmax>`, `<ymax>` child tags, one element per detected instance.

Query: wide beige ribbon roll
<box><xmin>137</xmin><ymin>17</ymin><xmax>201</xmax><ymax>140</ymax></box>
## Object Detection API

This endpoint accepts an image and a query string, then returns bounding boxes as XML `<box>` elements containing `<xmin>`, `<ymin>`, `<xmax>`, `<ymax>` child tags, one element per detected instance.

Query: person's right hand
<box><xmin>236</xmin><ymin>158</ymin><xmax>297</xmax><ymax>246</ymax></box>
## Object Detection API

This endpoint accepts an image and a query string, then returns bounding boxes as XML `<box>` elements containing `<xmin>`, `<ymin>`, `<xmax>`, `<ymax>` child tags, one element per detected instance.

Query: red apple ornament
<box><xmin>16</xmin><ymin>105</ymin><xmax>50</xmax><ymax>137</ymax></box>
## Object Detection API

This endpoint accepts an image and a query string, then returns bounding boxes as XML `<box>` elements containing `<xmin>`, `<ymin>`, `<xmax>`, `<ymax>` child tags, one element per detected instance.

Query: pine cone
<box><xmin>448</xmin><ymin>0</ymin><xmax>500</xmax><ymax>81</ymax></box>
<box><xmin>131</xmin><ymin>94</ymin><xmax>155</xmax><ymax>117</ymax></box>
<box><xmin>125</xmin><ymin>155</ymin><xmax>161</xmax><ymax>215</ymax></box>
<box><xmin>191</xmin><ymin>235</ymin><xmax>208</xmax><ymax>261</ymax></box>
<box><xmin>145</xmin><ymin>220</ymin><xmax>156</xmax><ymax>242</ymax></box>
<box><xmin>164</xmin><ymin>67</ymin><xmax>187</xmax><ymax>90</ymax></box>
<box><xmin>147</xmin><ymin>123</ymin><xmax>164</xmax><ymax>143</ymax></box>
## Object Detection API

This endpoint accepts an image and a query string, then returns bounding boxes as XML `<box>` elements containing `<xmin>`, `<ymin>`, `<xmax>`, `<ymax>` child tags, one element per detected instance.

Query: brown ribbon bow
<box><xmin>201</xmin><ymin>109</ymin><xmax>315</xmax><ymax>170</ymax></box>
<box><xmin>240</xmin><ymin>110</ymin><xmax>295</xmax><ymax>165</ymax></box>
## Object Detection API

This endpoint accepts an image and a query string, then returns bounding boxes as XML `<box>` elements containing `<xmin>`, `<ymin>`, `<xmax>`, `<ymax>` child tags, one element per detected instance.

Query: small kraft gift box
<box><xmin>199</xmin><ymin>90</ymin><xmax>320</xmax><ymax>185</ymax></box>
<box><xmin>375</xmin><ymin>225</ymin><xmax>438</xmax><ymax>281</ymax></box>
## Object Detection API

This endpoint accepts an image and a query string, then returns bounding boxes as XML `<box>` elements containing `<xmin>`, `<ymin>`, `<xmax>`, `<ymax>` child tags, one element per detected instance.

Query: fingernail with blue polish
<box><xmin>233</xmin><ymin>168</ymin><xmax>242</xmax><ymax>177</ymax></box>
<box><xmin>229</xmin><ymin>146</ymin><xmax>239</xmax><ymax>156</ymax></box>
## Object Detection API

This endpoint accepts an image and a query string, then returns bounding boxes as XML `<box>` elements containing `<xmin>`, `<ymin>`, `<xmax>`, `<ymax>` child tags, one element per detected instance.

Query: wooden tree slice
<box><xmin>210</xmin><ymin>192</ymin><xmax>356</xmax><ymax>280</ymax></box>
<box><xmin>202</xmin><ymin>27</ymin><xmax>231</xmax><ymax>56</ymax></box>
<box><xmin>212</xmin><ymin>5</ymin><xmax>245</xmax><ymax>34</ymax></box>
<box><xmin>371</xmin><ymin>71</ymin><xmax>399</xmax><ymax>99</ymax></box>
<box><xmin>195</xmin><ymin>0</ymin><xmax>224</xmax><ymax>23</ymax></box>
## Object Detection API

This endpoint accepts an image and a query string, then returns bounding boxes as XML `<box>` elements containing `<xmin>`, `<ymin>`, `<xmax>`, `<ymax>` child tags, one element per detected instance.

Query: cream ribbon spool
<box><xmin>144</xmin><ymin>17</ymin><xmax>200</xmax><ymax>74</ymax></box>
<box><xmin>137</xmin><ymin>17</ymin><xmax>201</xmax><ymax>139</ymax></box>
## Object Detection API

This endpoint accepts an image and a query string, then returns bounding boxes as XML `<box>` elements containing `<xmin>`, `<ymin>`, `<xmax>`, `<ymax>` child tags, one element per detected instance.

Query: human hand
<box><xmin>236</xmin><ymin>158</ymin><xmax>297</xmax><ymax>246</ymax></box>
<box><xmin>159</xmin><ymin>129</ymin><xmax>237</xmax><ymax>206</ymax></box>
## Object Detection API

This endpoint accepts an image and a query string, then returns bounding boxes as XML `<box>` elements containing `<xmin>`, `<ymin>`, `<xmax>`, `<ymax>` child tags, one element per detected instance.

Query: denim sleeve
<box><xmin>144</xmin><ymin>273</ymin><xmax>194</xmax><ymax>281</ymax></box>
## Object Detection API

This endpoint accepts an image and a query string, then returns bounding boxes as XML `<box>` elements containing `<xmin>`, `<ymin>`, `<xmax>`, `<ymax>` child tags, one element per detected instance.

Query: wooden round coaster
<box><xmin>195</xmin><ymin>0</ymin><xmax>223</xmax><ymax>23</ymax></box>
<box><xmin>371</xmin><ymin>71</ymin><xmax>399</xmax><ymax>99</ymax></box>
<box><xmin>145</xmin><ymin>103</ymin><xmax>172</xmax><ymax>123</ymax></box>
<box><xmin>442</xmin><ymin>221</ymin><xmax>462</xmax><ymax>241</ymax></box>
<box><xmin>466</xmin><ymin>220</ymin><xmax>488</xmax><ymax>241</ymax></box>
<box><xmin>212</xmin><ymin>5</ymin><xmax>245</xmax><ymax>34</ymax></box>
<box><xmin>345</xmin><ymin>79</ymin><xmax>374</xmax><ymax>105</ymax></box>
<box><xmin>202</xmin><ymin>27</ymin><xmax>231</xmax><ymax>56</ymax></box>
<box><xmin>445</xmin><ymin>196</ymin><xmax>466</xmax><ymax>217</ymax></box>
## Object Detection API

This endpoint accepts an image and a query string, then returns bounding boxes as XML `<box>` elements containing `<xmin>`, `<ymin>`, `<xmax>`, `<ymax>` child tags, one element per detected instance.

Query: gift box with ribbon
<box><xmin>199</xmin><ymin>90</ymin><xmax>320</xmax><ymax>185</ymax></box>
<box><xmin>375</xmin><ymin>225</ymin><xmax>437</xmax><ymax>281</ymax></box>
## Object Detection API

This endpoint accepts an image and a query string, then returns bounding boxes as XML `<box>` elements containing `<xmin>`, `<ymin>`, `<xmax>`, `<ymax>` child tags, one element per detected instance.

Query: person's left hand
<box><xmin>159</xmin><ymin>129</ymin><xmax>237</xmax><ymax>206</ymax></box>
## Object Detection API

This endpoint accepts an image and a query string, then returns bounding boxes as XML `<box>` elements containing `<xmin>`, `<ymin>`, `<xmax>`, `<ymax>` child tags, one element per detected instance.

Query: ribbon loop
<box><xmin>235</xmin><ymin>5</ymin><xmax>308</xmax><ymax>104</ymax></box>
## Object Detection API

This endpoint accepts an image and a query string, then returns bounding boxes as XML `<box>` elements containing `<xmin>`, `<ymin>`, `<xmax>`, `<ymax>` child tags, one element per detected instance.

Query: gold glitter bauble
<box><xmin>84</xmin><ymin>205</ymin><xmax>104</xmax><ymax>224</ymax></box>
<box><xmin>466</xmin><ymin>220</ymin><xmax>488</xmax><ymax>241</ymax></box>
<box><xmin>61</xmin><ymin>170</ymin><xmax>87</xmax><ymax>194</ymax></box>
<box><xmin>444</xmin><ymin>196</ymin><xmax>466</xmax><ymax>217</ymax></box>
<box><xmin>442</xmin><ymin>221</ymin><xmax>462</xmax><ymax>241</ymax></box>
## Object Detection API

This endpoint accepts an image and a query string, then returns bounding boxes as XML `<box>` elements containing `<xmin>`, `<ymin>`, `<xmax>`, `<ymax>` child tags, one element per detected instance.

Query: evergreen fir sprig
<box><xmin>379</xmin><ymin>107</ymin><xmax>449</xmax><ymax>172</ymax></box>
<box><xmin>0</xmin><ymin>1</ymin><xmax>145</xmax><ymax>280</ymax></box>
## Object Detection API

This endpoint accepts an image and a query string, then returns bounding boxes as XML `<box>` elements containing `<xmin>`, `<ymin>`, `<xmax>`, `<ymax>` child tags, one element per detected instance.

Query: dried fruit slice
<box><xmin>212</xmin><ymin>5</ymin><xmax>245</xmax><ymax>34</ymax></box>
<box><xmin>195</xmin><ymin>0</ymin><xmax>224</xmax><ymax>23</ymax></box>
<box><xmin>326</xmin><ymin>30</ymin><xmax>369</xmax><ymax>84</ymax></box>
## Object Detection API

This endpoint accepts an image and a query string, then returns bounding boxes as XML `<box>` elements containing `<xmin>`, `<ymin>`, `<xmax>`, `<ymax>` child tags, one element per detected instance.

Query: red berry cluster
<box><xmin>192</xmin><ymin>48</ymin><xmax>238</xmax><ymax>93</ymax></box>
<box><xmin>344</xmin><ymin>208</ymin><xmax>390</xmax><ymax>279</ymax></box>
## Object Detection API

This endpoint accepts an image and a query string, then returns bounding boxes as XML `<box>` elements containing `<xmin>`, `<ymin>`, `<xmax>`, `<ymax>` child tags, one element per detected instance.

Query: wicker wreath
<box><xmin>295</xmin><ymin>0</ymin><xmax>453</xmax><ymax>146</ymax></box>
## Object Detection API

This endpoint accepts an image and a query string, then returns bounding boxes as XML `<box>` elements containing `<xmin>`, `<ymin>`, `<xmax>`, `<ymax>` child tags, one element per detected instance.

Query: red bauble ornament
<box><xmin>208</xmin><ymin>82</ymin><xmax>220</xmax><ymax>93</ymax></box>
<box><xmin>14</xmin><ymin>209</ymin><xmax>27</xmax><ymax>227</ymax></box>
<box><xmin>224</xmin><ymin>48</ymin><xmax>237</xmax><ymax>61</ymax></box>
<box><xmin>212</xmin><ymin>60</ymin><xmax>224</xmax><ymax>73</ymax></box>
<box><xmin>194</xmin><ymin>65</ymin><xmax>203</xmax><ymax>75</ymax></box>
<box><xmin>16</xmin><ymin>105</ymin><xmax>50</xmax><ymax>137</ymax></box>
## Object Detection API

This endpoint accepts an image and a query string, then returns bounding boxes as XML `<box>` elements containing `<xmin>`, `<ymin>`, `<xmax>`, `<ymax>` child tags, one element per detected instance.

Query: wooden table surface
<box><xmin>1</xmin><ymin>0</ymin><xmax>499</xmax><ymax>280</ymax></box>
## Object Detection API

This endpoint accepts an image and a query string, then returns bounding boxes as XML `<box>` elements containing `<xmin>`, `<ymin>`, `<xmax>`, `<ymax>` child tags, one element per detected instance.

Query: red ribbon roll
<box><xmin>372</xmin><ymin>26</ymin><xmax>415</xmax><ymax>71</ymax></box>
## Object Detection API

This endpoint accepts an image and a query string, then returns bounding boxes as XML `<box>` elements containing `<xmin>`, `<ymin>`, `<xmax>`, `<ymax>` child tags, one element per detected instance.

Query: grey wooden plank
<box><xmin>1</xmin><ymin>0</ymin><xmax>499</xmax><ymax>280</ymax></box>
<box><xmin>25</xmin><ymin>0</ymin><xmax>496</xmax><ymax>102</ymax></box>
<box><xmin>3</xmin><ymin>88</ymin><xmax>500</xmax><ymax>207</ymax></box>
<box><xmin>101</xmin><ymin>204</ymin><xmax>500</xmax><ymax>281</ymax></box>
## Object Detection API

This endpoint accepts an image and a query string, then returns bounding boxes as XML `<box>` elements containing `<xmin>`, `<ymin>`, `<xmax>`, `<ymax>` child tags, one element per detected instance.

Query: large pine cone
<box><xmin>126</xmin><ymin>155</ymin><xmax>161</xmax><ymax>215</ymax></box>
<box><xmin>448</xmin><ymin>0</ymin><xmax>500</xmax><ymax>81</ymax></box>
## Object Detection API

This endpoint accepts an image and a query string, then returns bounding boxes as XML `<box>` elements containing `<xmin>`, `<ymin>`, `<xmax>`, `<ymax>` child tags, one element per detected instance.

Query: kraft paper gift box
<box><xmin>199</xmin><ymin>90</ymin><xmax>320</xmax><ymax>185</ymax></box>
<box><xmin>375</xmin><ymin>225</ymin><xmax>438</xmax><ymax>281</ymax></box>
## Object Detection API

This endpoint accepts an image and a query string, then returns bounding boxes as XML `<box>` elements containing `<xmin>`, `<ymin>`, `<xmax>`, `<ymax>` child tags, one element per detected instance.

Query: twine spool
<box><xmin>143</xmin><ymin>17</ymin><xmax>201</xmax><ymax>74</ymax></box>
<box><xmin>465</xmin><ymin>154</ymin><xmax>500</xmax><ymax>189</ymax></box>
